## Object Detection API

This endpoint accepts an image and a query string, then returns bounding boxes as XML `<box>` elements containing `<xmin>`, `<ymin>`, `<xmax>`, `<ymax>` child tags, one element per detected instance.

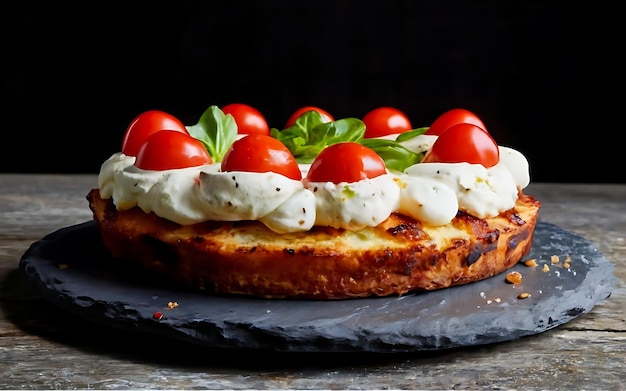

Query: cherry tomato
<box><xmin>362</xmin><ymin>107</ymin><xmax>412</xmax><ymax>138</ymax></box>
<box><xmin>284</xmin><ymin>106</ymin><xmax>334</xmax><ymax>128</ymax></box>
<box><xmin>121</xmin><ymin>110</ymin><xmax>188</xmax><ymax>156</ymax></box>
<box><xmin>221</xmin><ymin>103</ymin><xmax>270</xmax><ymax>136</ymax></box>
<box><xmin>422</xmin><ymin>123</ymin><xmax>499</xmax><ymax>167</ymax></box>
<box><xmin>135</xmin><ymin>130</ymin><xmax>212</xmax><ymax>171</ymax></box>
<box><xmin>221</xmin><ymin>134</ymin><xmax>302</xmax><ymax>180</ymax></box>
<box><xmin>425</xmin><ymin>108</ymin><xmax>487</xmax><ymax>136</ymax></box>
<box><xmin>306</xmin><ymin>142</ymin><xmax>387</xmax><ymax>184</ymax></box>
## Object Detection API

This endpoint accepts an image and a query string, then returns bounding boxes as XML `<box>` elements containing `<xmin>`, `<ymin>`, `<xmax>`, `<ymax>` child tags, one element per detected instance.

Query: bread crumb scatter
<box><xmin>167</xmin><ymin>301</ymin><xmax>179</xmax><ymax>309</ymax></box>
<box><xmin>524</xmin><ymin>259</ymin><xmax>538</xmax><ymax>267</ymax></box>
<box><xmin>551</xmin><ymin>255</ymin><xmax>560</xmax><ymax>264</ymax></box>
<box><xmin>517</xmin><ymin>292</ymin><xmax>531</xmax><ymax>299</ymax></box>
<box><xmin>505</xmin><ymin>271</ymin><xmax>523</xmax><ymax>284</ymax></box>
<box><xmin>563</xmin><ymin>255</ymin><xmax>572</xmax><ymax>269</ymax></box>
<box><xmin>542</xmin><ymin>264</ymin><xmax>550</xmax><ymax>272</ymax></box>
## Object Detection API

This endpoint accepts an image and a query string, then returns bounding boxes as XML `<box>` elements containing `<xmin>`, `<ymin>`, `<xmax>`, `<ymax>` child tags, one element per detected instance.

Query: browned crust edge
<box><xmin>87</xmin><ymin>189</ymin><xmax>541</xmax><ymax>300</ymax></box>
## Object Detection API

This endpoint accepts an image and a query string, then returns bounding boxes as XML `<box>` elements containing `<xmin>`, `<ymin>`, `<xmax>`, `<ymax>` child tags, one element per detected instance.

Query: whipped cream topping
<box><xmin>306</xmin><ymin>175</ymin><xmax>401</xmax><ymax>231</ymax></box>
<box><xmin>98</xmin><ymin>133</ymin><xmax>531</xmax><ymax>233</ymax></box>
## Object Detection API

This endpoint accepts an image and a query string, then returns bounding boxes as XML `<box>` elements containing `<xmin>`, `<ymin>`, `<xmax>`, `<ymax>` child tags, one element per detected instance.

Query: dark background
<box><xmin>5</xmin><ymin>1</ymin><xmax>623</xmax><ymax>183</ymax></box>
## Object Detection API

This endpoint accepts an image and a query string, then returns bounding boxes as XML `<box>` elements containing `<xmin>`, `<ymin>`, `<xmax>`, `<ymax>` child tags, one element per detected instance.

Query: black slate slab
<box><xmin>19</xmin><ymin>220</ymin><xmax>615</xmax><ymax>353</ymax></box>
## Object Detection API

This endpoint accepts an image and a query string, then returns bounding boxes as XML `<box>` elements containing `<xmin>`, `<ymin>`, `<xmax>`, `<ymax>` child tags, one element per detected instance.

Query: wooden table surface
<box><xmin>1</xmin><ymin>174</ymin><xmax>624</xmax><ymax>390</ymax></box>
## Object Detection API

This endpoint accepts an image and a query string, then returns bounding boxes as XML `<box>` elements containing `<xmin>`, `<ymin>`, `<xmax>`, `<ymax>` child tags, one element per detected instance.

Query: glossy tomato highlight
<box><xmin>121</xmin><ymin>110</ymin><xmax>188</xmax><ymax>156</ymax></box>
<box><xmin>422</xmin><ymin>123</ymin><xmax>499</xmax><ymax>167</ymax></box>
<box><xmin>135</xmin><ymin>130</ymin><xmax>212</xmax><ymax>171</ymax></box>
<box><xmin>425</xmin><ymin>108</ymin><xmax>487</xmax><ymax>136</ymax></box>
<box><xmin>305</xmin><ymin>142</ymin><xmax>387</xmax><ymax>184</ymax></box>
<box><xmin>222</xmin><ymin>103</ymin><xmax>270</xmax><ymax>135</ymax></box>
<box><xmin>362</xmin><ymin>107</ymin><xmax>412</xmax><ymax>138</ymax></box>
<box><xmin>221</xmin><ymin>134</ymin><xmax>302</xmax><ymax>180</ymax></box>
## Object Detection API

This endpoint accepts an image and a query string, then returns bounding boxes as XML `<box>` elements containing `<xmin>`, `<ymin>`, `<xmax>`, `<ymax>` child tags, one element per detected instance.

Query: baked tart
<box><xmin>88</xmin><ymin>106</ymin><xmax>540</xmax><ymax>299</ymax></box>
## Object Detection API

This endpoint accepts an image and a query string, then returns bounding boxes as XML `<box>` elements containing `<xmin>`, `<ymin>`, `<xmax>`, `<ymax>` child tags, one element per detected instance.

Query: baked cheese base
<box><xmin>87</xmin><ymin>189</ymin><xmax>541</xmax><ymax>300</ymax></box>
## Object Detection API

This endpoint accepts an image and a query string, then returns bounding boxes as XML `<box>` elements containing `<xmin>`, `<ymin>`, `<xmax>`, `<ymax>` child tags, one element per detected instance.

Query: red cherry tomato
<box><xmin>135</xmin><ymin>130</ymin><xmax>212</xmax><ymax>171</ymax></box>
<box><xmin>221</xmin><ymin>134</ymin><xmax>302</xmax><ymax>180</ymax></box>
<box><xmin>422</xmin><ymin>123</ymin><xmax>499</xmax><ymax>167</ymax></box>
<box><xmin>425</xmin><ymin>108</ymin><xmax>487</xmax><ymax>136</ymax></box>
<box><xmin>284</xmin><ymin>106</ymin><xmax>334</xmax><ymax>128</ymax></box>
<box><xmin>221</xmin><ymin>103</ymin><xmax>270</xmax><ymax>136</ymax></box>
<box><xmin>362</xmin><ymin>107</ymin><xmax>412</xmax><ymax>138</ymax></box>
<box><xmin>121</xmin><ymin>110</ymin><xmax>188</xmax><ymax>156</ymax></box>
<box><xmin>306</xmin><ymin>142</ymin><xmax>387</xmax><ymax>184</ymax></box>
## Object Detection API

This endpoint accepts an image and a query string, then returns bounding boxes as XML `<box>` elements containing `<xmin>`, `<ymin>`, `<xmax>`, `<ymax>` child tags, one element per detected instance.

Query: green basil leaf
<box><xmin>186</xmin><ymin>105</ymin><xmax>237</xmax><ymax>162</ymax></box>
<box><xmin>272</xmin><ymin>112</ymin><xmax>366</xmax><ymax>163</ymax></box>
<box><xmin>395</xmin><ymin>127</ymin><xmax>429</xmax><ymax>142</ymax></box>
<box><xmin>358</xmin><ymin>138</ymin><xmax>423</xmax><ymax>172</ymax></box>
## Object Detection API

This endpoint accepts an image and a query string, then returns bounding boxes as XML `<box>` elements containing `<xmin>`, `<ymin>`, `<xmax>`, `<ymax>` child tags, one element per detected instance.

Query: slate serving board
<box><xmin>19</xmin><ymin>220</ymin><xmax>615</xmax><ymax>353</ymax></box>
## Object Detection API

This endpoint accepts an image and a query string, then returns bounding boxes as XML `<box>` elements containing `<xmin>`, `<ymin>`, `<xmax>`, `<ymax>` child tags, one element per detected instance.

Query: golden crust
<box><xmin>87</xmin><ymin>188</ymin><xmax>541</xmax><ymax>300</ymax></box>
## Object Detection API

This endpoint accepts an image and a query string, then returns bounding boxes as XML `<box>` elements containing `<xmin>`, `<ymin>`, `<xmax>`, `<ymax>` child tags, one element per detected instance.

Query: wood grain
<box><xmin>1</xmin><ymin>176</ymin><xmax>624</xmax><ymax>389</ymax></box>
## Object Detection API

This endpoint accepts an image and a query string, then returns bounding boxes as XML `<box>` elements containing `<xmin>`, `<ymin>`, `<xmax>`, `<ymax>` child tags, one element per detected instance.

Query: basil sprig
<box><xmin>270</xmin><ymin>111</ymin><xmax>365</xmax><ymax>164</ymax></box>
<box><xmin>187</xmin><ymin>105</ymin><xmax>427</xmax><ymax>171</ymax></box>
<box><xmin>186</xmin><ymin>105</ymin><xmax>237</xmax><ymax>162</ymax></box>
<box><xmin>271</xmin><ymin>110</ymin><xmax>426</xmax><ymax>171</ymax></box>
<box><xmin>358</xmin><ymin>138</ymin><xmax>423</xmax><ymax>172</ymax></box>
<box><xmin>395</xmin><ymin>127</ymin><xmax>429</xmax><ymax>142</ymax></box>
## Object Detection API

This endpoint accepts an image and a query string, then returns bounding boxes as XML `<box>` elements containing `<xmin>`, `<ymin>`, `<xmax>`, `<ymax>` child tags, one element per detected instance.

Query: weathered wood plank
<box><xmin>0</xmin><ymin>174</ymin><xmax>96</xmax><ymax>239</ymax></box>
<box><xmin>1</xmin><ymin>176</ymin><xmax>625</xmax><ymax>389</ymax></box>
